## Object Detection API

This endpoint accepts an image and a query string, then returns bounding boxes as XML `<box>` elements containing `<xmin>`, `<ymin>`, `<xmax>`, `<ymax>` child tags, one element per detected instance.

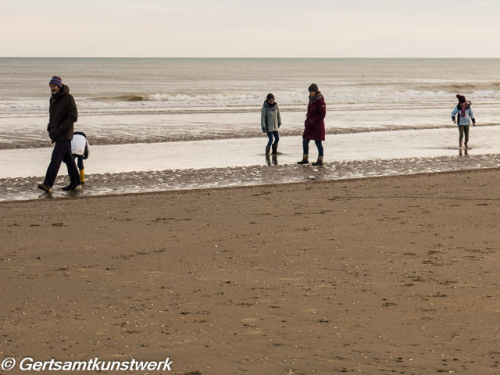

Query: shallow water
<box><xmin>1</xmin><ymin>126</ymin><xmax>499</xmax><ymax>201</ymax></box>
<box><xmin>2</xmin><ymin>126</ymin><xmax>500</xmax><ymax>179</ymax></box>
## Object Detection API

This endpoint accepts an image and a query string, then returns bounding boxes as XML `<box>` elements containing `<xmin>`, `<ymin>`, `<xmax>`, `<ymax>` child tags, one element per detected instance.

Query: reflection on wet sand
<box><xmin>2</xmin><ymin>126</ymin><xmax>500</xmax><ymax>201</ymax></box>
<box><xmin>2</xmin><ymin>153</ymin><xmax>500</xmax><ymax>202</ymax></box>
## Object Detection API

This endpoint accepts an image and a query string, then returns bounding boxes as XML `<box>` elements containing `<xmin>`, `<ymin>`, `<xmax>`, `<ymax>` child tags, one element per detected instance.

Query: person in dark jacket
<box><xmin>297</xmin><ymin>83</ymin><xmax>326</xmax><ymax>166</ymax></box>
<box><xmin>38</xmin><ymin>76</ymin><xmax>82</xmax><ymax>193</ymax></box>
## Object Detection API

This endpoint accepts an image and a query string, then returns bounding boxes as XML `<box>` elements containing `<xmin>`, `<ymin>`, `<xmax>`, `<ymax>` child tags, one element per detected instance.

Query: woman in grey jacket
<box><xmin>261</xmin><ymin>93</ymin><xmax>281</xmax><ymax>155</ymax></box>
<box><xmin>451</xmin><ymin>94</ymin><xmax>476</xmax><ymax>149</ymax></box>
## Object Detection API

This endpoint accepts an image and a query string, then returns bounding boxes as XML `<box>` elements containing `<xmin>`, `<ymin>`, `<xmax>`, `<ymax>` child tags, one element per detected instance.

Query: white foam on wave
<box><xmin>146</xmin><ymin>93</ymin><xmax>263</xmax><ymax>102</ymax></box>
<box><xmin>1</xmin><ymin>89</ymin><xmax>498</xmax><ymax>117</ymax></box>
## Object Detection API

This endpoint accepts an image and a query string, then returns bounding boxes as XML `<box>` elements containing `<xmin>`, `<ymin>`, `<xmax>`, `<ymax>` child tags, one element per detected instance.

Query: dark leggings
<box><xmin>458</xmin><ymin>125</ymin><xmax>469</xmax><ymax>143</ymax></box>
<box><xmin>73</xmin><ymin>154</ymin><xmax>84</xmax><ymax>170</ymax></box>
<box><xmin>303</xmin><ymin>139</ymin><xmax>324</xmax><ymax>156</ymax></box>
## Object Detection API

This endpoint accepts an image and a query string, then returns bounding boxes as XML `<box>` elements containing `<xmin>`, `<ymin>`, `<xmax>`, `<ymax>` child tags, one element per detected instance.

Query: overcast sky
<box><xmin>2</xmin><ymin>0</ymin><xmax>499</xmax><ymax>58</ymax></box>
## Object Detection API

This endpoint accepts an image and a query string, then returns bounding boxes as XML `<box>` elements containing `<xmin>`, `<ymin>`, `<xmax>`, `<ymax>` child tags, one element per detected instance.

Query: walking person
<box><xmin>261</xmin><ymin>93</ymin><xmax>281</xmax><ymax>155</ymax></box>
<box><xmin>71</xmin><ymin>131</ymin><xmax>90</xmax><ymax>184</ymax></box>
<box><xmin>38</xmin><ymin>76</ymin><xmax>82</xmax><ymax>193</ymax></box>
<box><xmin>451</xmin><ymin>94</ymin><xmax>476</xmax><ymax>149</ymax></box>
<box><xmin>297</xmin><ymin>83</ymin><xmax>326</xmax><ymax>166</ymax></box>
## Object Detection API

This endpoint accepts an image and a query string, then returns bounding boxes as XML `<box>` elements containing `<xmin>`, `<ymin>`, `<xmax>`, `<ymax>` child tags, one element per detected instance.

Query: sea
<box><xmin>1</xmin><ymin>58</ymin><xmax>500</xmax><ymax>201</ymax></box>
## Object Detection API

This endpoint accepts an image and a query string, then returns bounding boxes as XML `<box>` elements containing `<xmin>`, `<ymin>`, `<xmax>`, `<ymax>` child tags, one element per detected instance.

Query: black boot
<box><xmin>297</xmin><ymin>154</ymin><xmax>309</xmax><ymax>164</ymax></box>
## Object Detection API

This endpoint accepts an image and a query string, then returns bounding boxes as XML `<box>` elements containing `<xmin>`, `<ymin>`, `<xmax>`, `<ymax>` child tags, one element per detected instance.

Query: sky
<box><xmin>2</xmin><ymin>0</ymin><xmax>500</xmax><ymax>58</ymax></box>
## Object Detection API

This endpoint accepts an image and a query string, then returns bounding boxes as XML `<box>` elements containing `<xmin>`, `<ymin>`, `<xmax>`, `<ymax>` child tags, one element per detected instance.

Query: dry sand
<box><xmin>1</xmin><ymin>169</ymin><xmax>500</xmax><ymax>375</ymax></box>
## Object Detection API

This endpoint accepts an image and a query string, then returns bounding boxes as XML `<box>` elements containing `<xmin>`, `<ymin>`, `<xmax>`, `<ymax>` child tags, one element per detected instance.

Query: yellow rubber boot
<box><xmin>79</xmin><ymin>169</ymin><xmax>85</xmax><ymax>184</ymax></box>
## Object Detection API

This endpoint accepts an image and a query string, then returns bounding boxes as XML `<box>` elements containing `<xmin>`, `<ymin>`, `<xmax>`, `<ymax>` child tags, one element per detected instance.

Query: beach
<box><xmin>2</xmin><ymin>126</ymin><xmax>500</xmax><ymax>201</ymax></box>
<box><xmin>2</xmin><ymin>57</ymin><xmax>500</xmax><ymax>374</ymax></box>
<box><xmin>2</xmin><ymin>169</ymin><xmax>500</xmax><ymax>374</ymax></box>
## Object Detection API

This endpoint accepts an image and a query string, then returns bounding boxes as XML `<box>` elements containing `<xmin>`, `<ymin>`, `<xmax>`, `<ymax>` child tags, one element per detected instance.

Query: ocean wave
<box><xmin>2</xmin><ymin>88</ymin><xmax>499</xmax><ymax>119</ymax></box>
<box><xmin>94</xmin><ymin>95</ymin><xmax>145</xmax><ymax>102</ymax></box>
<box><xmin>117</xmin><ymin>95</ymin><xmax>144</xmax><ymax>102</ymax></box>
<box><xmin>146</xmin><ymin>93</ymin><xmax>264</xmax><ymax>102</ymax></box>
<box><xmin>94</xmin><ymin>93</ymin><xmax>266</xmax><ymax>103</ymax></box>
<box><xmin>349</xmin><ymin>81</ymin><xmax>500</xmax><ymax>92</ymax></box>
<box><xmin>414</xmin><ymin>82</ymin><xmax>500</xmax><ymax>93</ymax></box>
<box><xmin>93</xmin><ymin>88</ymin><xmax>500</xmax><ymax>106</ymax></box>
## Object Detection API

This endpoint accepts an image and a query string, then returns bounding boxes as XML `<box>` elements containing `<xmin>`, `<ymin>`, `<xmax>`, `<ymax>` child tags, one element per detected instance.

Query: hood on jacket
<box><xmin>264</xmin><ymin>100</ymin><xmax>277</xmax><ymax>109</ymax></box>
<box><xmin>309</xmin><ymin>91</ymin><xmax>323</xmax><ymax>104</ymax></box>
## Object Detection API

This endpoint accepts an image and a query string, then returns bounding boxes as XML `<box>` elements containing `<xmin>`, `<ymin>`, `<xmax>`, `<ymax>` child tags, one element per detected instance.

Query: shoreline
<box><xmin>3</xmin><ymin>124</ymin><xmax>500</xmax><ymax>203</ymax></box>
<box><xmin>2</xmin><ymin>151</ymin><xmax>500</xmax><ymax>202</ymax></box>
<box><xmin>2</xmin><ymin>166</ymin><xmax>500</xmax><ymax>205</ymax></box>
<box><xmin>2</xmin><ymin>168</ymin><xmax>500</xmax><ymax>374</ymax></box>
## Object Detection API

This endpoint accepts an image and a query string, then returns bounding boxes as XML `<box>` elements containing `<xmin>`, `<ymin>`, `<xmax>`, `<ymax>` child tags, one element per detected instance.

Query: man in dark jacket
<box><xmin>38</xmin><ymin>76</ymin><xmax>82</xmax><ymax>193</ymax></box>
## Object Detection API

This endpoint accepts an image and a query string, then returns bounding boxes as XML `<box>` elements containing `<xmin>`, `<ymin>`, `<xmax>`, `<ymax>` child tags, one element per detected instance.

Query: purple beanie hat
<box><xmin>49</xmin><ymin>76</ymin><xmax>63</xmax><ymax>88</ymax></box>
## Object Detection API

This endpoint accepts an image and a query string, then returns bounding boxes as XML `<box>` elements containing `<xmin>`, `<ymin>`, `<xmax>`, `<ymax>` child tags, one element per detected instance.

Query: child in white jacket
<box><xmin>71</xmin><ymin>132</ymin><xmax>90</xmax><ymax>184</ymax></box>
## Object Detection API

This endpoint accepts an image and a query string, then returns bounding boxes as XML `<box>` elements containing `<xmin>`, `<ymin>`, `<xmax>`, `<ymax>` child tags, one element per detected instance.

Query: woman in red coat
<box><xmin>297</xmin><ymin>83</ymin><xmax>326</xmax><ymax>166</ymax></box>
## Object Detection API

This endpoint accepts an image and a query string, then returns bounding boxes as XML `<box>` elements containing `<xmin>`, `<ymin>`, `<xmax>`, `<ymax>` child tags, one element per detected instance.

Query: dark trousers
<box><xmin>43</xmin><ymin>139</ymin><xmax>80</xmax><ymax>187</ymax></box>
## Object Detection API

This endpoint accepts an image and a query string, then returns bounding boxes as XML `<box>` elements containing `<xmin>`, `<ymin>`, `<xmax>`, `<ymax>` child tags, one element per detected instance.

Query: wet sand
<box><xmin>4</xmin><ymin>126</ymin><xmax>500</xmax><ymax>180</ymax></box>
<box><xmin>2</xmin><ymin>151</ymin><xmax>500</xmax><ymax>202</ymax></box>
<box><xmin>2</xmin><ymin>169</ymin><xmax>500</xmax><ymax>374</ymax></box>
<box><xmin>3</xmin><ymin>126</ymin><xmax>500</xmax><ymax>202</ymax></box>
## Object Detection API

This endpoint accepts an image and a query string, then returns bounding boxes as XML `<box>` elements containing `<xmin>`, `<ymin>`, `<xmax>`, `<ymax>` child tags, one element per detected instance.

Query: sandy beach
<box><xmin>2</xmin><ymin>169</ymin><xmax>500</xmax><ymax>374</ymax></box>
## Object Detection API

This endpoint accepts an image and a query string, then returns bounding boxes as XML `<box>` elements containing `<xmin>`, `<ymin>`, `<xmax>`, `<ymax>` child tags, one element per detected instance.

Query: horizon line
<box><xmin>1</xmin><ymin>56</ymin><xmax>499</xmax><ymax>59</ymax></box>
